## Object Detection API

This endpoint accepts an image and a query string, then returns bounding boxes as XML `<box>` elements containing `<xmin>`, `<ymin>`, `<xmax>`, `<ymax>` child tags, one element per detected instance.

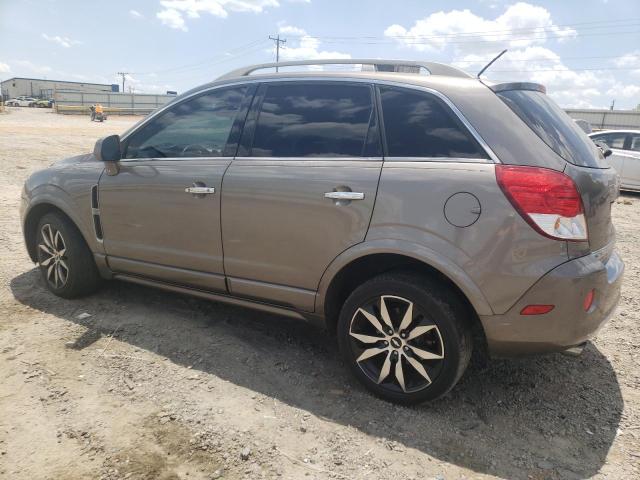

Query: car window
<box><xmin>629</xmin><ymin>134</ymin><xmax>640</xmax><ymax>152</ymax></box>
<box><xmin>378</xmin><ymin>86</ymin><xmax>488</xmax><ymax>159</ymax></box>
<box><xmin>592</xmin><ymin>132</ymin><xmax>627</xmax><ymax>149</ymax></box>
<box><xmin>125</xmin><ymin>86</ymin><xmax>247</xmax><ymax>159</ymax></box>
<box><xmin>497</xmin><ymin>89</ymin><xmax>606</xmax><ymax>168</ymax></box>
<box><xmin>250</xmin><ymin>83</ymin><xmax>378</xmax><ymax>157</ymax></box>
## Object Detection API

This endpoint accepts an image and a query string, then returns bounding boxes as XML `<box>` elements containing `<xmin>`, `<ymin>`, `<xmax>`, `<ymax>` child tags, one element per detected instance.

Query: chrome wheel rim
<box><xmin>38</xmin><ymin>224</ymin><xmax>68</xmax><ymax>289</ymax></box>
<box><xmin>349</xmin><ymin>295</ymin><xmax>445</xmax><ymax>394</ymax></box>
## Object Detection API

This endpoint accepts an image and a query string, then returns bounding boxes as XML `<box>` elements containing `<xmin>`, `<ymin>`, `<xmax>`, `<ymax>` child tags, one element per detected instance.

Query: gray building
<box><xmin>0</xmin><ymin>77</ymin><xmax>118</xmax><ymax>100</ymax></box>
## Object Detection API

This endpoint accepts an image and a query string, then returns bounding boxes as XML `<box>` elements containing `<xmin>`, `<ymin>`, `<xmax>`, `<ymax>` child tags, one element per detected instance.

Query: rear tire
<box><xmin>337</xmin><ymin>272</ymin><xmax>472</xmax><ymax>405</ymax></box>
<box><xmin>35</xmin><ymin>212</ymin><xmax>102</xmax><ymax>298</ymax></box>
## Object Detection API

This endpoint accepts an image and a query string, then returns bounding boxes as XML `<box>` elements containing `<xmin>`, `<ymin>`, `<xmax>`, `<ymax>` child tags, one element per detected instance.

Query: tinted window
<box><xmin>125</xmin><ymin>86</ymin><xmax>247</xmax><ymax>159</ymax></box>
<box><xmin>497</xmin><ymin>90</ymin><xmax>606</xmax><ymax>168</ymax></box>
<box><xmin>250</xmin><ymin>83</ymin><xmax>378</xmax><ymax>157</ymax></box>
<box><xmin>379</xmin><ymin>87</ymin><xmax>488</xmax><ymax>159</ymax></box>
<box><xmin>591</xmin><ymin>132</ymin><xmax>627</xmax><ymax>149</ymax></box>
<box><xmin>630</xmin><ymin>134</ymin><xmax>640</xmax><ymax>152</ymax></box>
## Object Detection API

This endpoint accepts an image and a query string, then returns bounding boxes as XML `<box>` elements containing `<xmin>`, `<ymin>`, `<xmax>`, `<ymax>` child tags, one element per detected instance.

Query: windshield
<box><xmin>497</xmin><ymin>89</ymin><xmax>607</xmax><ymax>169</ymax></box>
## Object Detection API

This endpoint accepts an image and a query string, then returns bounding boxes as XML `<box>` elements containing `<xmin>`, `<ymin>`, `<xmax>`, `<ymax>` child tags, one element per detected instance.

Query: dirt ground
<box><xmin>0</xmin><ymin>107</ymin><xmax>638</xmax><ymax>480</ymax></box>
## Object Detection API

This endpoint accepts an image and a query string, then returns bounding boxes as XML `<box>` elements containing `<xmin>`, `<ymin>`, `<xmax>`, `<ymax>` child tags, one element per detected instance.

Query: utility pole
<box><xmin>610</xmin><ymin>99</ymin><xmax>615</xmax><ymax>111</ymax></box>
<box><xmin>117</xmin><ymin>72</ymin><xmax>129</xmax><ymax>93</ymax></box>
<box><xmin>268</xmin><ymin>35</ymin><xmax>286</xmax><ymax>72</ymax></box>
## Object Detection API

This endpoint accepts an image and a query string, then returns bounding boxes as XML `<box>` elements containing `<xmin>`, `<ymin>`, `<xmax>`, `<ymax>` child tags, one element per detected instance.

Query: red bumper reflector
<box><xmin>520</xmin><ymin>304</ymin><xmax>555</xmax><ymax>315</ymax></box>
<box><xmin>583</xmin><ymin>289</ymin><xmax>595</xmax><ymax>312</ymax></box>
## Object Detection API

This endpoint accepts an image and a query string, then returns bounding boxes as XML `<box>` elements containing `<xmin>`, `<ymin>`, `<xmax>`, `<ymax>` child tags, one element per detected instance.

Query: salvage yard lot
<box><xmin>1</xmin><ymin>107</ymin><xmax>639</xmax><ymax>479</ymax></box>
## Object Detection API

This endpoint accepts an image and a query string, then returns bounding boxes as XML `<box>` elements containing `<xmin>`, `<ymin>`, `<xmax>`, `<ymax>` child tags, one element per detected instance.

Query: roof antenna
<box><xmin>477</xmin><ymin>49</ymin><xmax>507</xmax><ymax>78</ymax></box>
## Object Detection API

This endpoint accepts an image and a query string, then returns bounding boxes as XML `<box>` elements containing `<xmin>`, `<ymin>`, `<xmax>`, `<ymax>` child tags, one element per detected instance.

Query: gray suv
<box><xmin>20</xmin><ymin>59</ymin><xmax>624</xmax><ymax>404</ymax></box>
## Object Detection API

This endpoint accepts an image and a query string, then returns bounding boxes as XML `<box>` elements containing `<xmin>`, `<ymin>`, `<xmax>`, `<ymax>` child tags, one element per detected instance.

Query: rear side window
<box><xmin>591</xmin><ymin>132</ymin><xmax>627</xmax><ymax>149</ymax></box>
<box><xmin>250</xmin><ymin>83</ymin><xmax>379</xmax><ymax>157</ymax></box>
<box><xmin>497</xmin><ymin>90</ymin><xmax>605</xmax><ymax>168</ymax></box>
<box><xmin>379</xmin><ymin>86</ymin><xmax>488</xmax><ymax>159</ymax></box>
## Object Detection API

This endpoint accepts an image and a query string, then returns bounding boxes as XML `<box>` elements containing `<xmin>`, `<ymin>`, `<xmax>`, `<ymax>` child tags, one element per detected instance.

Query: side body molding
<box><xmin>314</xmin><ymin>239</ymin><xmax>494</xmax><ymax>318</ymax></box>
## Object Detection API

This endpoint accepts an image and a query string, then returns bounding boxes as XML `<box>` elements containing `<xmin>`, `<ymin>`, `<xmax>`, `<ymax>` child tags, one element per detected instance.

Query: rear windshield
<box><xmin>497</xmin><ymin>89</ymin><xmax>606</xmax><ymax>168</ymax></box>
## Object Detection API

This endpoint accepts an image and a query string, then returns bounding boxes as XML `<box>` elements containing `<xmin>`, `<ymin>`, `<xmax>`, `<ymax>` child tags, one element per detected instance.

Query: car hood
<box><xmin>54</xmin><ymin>153</ymin><xmax>97</xmax><ymax>166</ymax></box>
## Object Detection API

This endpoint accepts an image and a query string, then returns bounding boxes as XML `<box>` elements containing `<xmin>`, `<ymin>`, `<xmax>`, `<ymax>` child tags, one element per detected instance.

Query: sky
<box><xmin>0</xmin><ymin>0</ymin><xmax>639</xmax><ymax>109</ymax></box>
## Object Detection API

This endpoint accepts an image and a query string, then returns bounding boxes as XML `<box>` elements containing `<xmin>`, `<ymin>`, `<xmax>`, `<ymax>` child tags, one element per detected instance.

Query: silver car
<box><xmin>589</xmin><ymin>130</ymin><xmax>640</xmax><ymax>191</ymax></box>
<box><xmin>20</xmin><ymin>59</ymin><xmax>623</xmax><ymax>404</ymax></box>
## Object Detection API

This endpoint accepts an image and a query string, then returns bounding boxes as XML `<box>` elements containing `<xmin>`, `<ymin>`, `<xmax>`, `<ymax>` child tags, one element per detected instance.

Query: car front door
<box><xmin>98</xmin><ymin>85</ymin><xmax>253</xmax><ymax>292</ymax></box>
<box><xmin>620</xmin><ymin>133</ymin><xmax>640</xmax><ymax>190</ymax></box>
<box><xmin>221</xmin><ymin>81</ymin><xmax>382</xmax><ymax>311</ymax></box>
<box><xmin>592</xmin><ymin>132</ymin><xmax>629</xmax><ymax>186</ymax></box>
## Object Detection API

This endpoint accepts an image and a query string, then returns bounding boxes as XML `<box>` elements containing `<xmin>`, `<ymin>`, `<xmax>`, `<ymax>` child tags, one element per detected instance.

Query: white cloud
<box><xmin>41</xmin><ymin>33</ymin><xmax>82</xmax><ymax>48</ymax></box>
<box><xmin>157</xmin><ymin>0</ymin><xmax>280</xmax><ymax>30</ymax></box>
<box><xmin>15</xmin><ymin>60</ymin><xmax>53</xmax><ymax>75</ymax></box>
<box><xmin>385</xmin><ymin>2</ymin><xmax>576</xmax><ymax>53</ymax></box>
<box><xmin>275</xmin><ymin>24</ymin><xmax>350</xmax><ymax>64</ymax></box>
<box><xmin>613</xmin><ymin>50</ymin><xmax>640</xmax><ymax>77</ymax></box>
<box><xmin>613</xmin><ymin>51</ymin><xmax>640</xmax><ymax>67</ymax></box>
<box><xmin>454</xmin><ymin>46</ymin><xmax>610</xmax><ymax>108</ymax></box>
<box><xmin>607</xmin><ymin>83</ymin><xmax>640</xmax><ymax>99</ymax></box>
<box><xmin>382</xmin><ymin>3</ymin><xmax>640</xmax><ymax>108</ymax></box>
<box><xmin>157</xmin><ymin>8</ymin><xmax>187</xmax><ymax>30</ymax></box>
<box><xmin>278</xmin><ymin>24</ymin><xmax>306</xmax><ymax>36</ymax></box>
<box><xmin>0</xmin><ymin>61</ymin><xmax>11</xmax><ymax>74</ymax></box>
<box><xmin>129</xmin><ymin>9</ymin><xmax>143</xmax><ymax>18</ymax></box>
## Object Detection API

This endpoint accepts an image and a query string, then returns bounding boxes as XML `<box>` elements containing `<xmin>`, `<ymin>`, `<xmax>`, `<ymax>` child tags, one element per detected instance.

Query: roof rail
<box><xmin>217</xmin><ymin>59</ymin><xmax>471</xmax><ymax>80</ymax></box>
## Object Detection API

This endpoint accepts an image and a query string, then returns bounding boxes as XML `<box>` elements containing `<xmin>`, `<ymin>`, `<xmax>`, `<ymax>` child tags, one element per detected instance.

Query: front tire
<box><xmin>337</xmin><ymin>273</ymin><xmax>472</xmax><ymax>405</ymax></box>
<box><xmin>36</xmin><ymin>212</ymin><xmax>102</xmax><ymax>298</ymax></box>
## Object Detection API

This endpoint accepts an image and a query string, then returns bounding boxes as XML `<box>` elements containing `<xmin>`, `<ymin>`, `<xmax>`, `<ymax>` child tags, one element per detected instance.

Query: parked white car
<box><xmin>589</xmin><ymin>130</ymin><xmax>640</xmax><ymax>191</ymax></box>
<box><xmin>5</xmin><ymin>96</ymin><xmax>37</xmax><ymax>107</ymax></box>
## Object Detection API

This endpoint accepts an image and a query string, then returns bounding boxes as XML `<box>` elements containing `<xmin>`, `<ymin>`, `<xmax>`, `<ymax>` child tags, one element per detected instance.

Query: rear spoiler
<box><xmin>489</xmin><ymin>82</ymin><xmax>546</xmax><ymax>94</ymax></box>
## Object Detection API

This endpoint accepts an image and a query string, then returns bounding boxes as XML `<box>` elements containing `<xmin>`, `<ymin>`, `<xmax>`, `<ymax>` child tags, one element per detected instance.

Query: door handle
<box><xmin>324</xmin><ymin>191</ymin><xmax>365</xmax><ymax>200</ymax></box>
<box><xmin>185</xmin><ymin>186</ymin><xmax>215</xmax><ymax>194</ymax></box>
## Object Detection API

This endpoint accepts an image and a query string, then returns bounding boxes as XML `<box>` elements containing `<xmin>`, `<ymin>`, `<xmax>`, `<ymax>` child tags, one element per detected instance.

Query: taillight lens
<box><xmin>495</xmin><ymin>165</ymin><xmax>587</xmax><ymax>241</ymax></box>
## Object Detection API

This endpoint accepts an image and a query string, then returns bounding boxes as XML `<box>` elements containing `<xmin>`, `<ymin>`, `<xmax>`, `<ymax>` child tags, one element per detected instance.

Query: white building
<box><xmin>0</xmin><ymin>77</ymin><xmax>118</xmax><ymax>100</ymax></box>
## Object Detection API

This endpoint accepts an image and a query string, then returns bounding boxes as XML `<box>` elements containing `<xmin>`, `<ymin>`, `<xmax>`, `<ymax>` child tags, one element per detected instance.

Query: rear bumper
<box><xmin>480</xmin><ymin>247</ymin><xmax>624</xmax><ymax>357</ymax></box>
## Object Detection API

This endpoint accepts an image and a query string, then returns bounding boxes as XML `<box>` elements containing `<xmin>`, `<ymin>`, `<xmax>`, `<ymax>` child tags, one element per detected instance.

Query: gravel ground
<box><xmin>1</xmin><ymin>107</ymin><xmax>639</xmax><ymax>480</ymax></box>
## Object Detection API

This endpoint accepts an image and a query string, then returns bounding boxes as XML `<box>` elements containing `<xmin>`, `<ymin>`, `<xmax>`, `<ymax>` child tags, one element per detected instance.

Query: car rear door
<box><xmin>98</xmin><ymin>84</ymin><xmax>253</xmax><ymax>292</ymax></box>
<box><xmin>220</xmin><ymin>81</ymin><xmax>382</xmax><ymax>311</ymax></box>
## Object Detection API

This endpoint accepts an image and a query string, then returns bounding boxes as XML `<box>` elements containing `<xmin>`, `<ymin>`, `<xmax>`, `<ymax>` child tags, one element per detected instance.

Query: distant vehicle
<box><xmin>574</xmin><ymin>119</ymin><xmax>592</xmax><ymax>134</ymax></box>
<box><xmin>6</xmin><ymin>96</ymin><xmax>37</xmax><ymax>107</ymax></box>
<box><xmin>589</xmin><ymin>130</ymin><xmax>640</xmax><ymax>191</ymax></box>
<box><xmin>35</xmin><ymin>99</ymin><xmax>53</xmax><ymax>108</ymax></box>
<box><xmin>20</xmin><ymin>59</ymin><xmax>623</xmax><ymax>405</ymax></box>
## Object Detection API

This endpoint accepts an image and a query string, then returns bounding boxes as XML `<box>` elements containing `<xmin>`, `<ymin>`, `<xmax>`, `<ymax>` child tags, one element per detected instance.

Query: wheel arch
<box><xmin>316</xmin><ymin>241</ymin><xmax>493</xmax><ymax>344</ymax></box>
<box><xmin>23</xmin><ymin>199</ymin><xmax>92</xmax><ymax>263</ymax></box>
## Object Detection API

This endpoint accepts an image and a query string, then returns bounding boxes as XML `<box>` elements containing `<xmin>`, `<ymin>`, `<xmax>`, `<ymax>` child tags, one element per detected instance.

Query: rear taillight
<box><xmin>496</xmin><ymin>165</ymin><xmax>588</xmax><ymax>241</ymax></box>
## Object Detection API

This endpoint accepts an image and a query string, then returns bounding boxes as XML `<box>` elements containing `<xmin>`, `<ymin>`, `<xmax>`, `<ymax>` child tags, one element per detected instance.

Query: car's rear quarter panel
<box><xmin>367</xmin><ymin>161</ymin><xmax>569</xmax><ymax>315</ymax></box>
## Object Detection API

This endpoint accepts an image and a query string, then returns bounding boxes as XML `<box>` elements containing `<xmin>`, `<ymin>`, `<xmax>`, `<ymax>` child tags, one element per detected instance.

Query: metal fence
<box><xmin>54</xmin><ymin>90</ymin><xmax>175</xmax><ymax>115</ymax></box>
<box><xmin>565</xmin><ymin>109</ymin><xmax>640</xmax><ymax>130</ymax></box>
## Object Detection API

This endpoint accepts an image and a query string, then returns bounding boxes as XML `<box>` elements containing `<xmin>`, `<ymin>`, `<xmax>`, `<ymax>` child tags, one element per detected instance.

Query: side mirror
<box><xmin>94</xmin><ymin>134</ymin><xmax>121</xmax><ymax>162</ymax></box>
<box><xmin>94</xmin><ymin>135</ymin><xmax>121</xmax><ymax>175</ymax></box>
<box><xmin>594</xmin><ymin>141</ymin><xmax>612</xmax><ymax>158</ymax></box>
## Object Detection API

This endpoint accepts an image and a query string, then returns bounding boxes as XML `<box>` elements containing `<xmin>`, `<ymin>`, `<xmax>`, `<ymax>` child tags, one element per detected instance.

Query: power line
<box><xmin>282</xmin><ymin>18</ymin><xmax>640</xmax><ymax>40</ymax></box>
<box><xmin>452</xmin><ymin>54</ymin><xmax>639</xmax><ymax>64</ymax></box>
<box><xmin>131</xmin><ymin>39</ymin><xmax>268</xmax><ymax>76</ymax></box>
<box><xmin>490</xmin><ymin>66</ymin><xmax>640</xmax><ymax>73</ymax></box>
<box><xmin>311</xmin><ymin>29</ymin><xmax>640</xmax><ymax>46</ymax></box>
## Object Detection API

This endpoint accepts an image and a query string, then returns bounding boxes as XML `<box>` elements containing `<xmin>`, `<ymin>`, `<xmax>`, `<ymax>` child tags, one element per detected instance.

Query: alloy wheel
<box><xmin>349</xmin><ymin>295</ymin><xmax>445</xmax><ymax>394</ymax></box>
<box><xmin>38</xmin><ymin>224</ymin><xmax>69</xmax><ymax>289</ymax></box>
